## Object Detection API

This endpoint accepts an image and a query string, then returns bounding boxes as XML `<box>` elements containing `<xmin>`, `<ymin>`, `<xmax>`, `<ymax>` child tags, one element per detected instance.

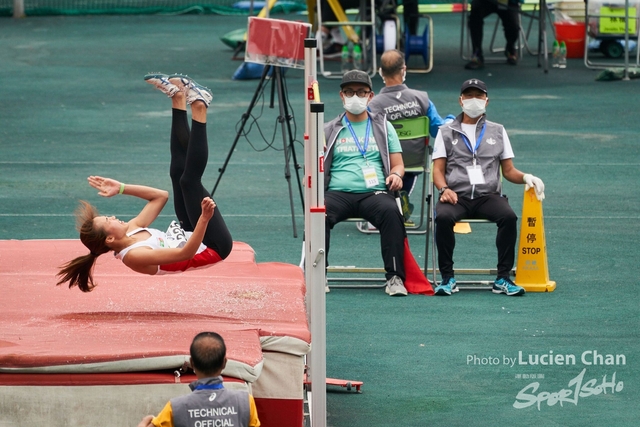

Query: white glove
<box><xmin>523</xmin><ymin>174</ymin><xmax>545</xmax><ymax>201</ymax></box>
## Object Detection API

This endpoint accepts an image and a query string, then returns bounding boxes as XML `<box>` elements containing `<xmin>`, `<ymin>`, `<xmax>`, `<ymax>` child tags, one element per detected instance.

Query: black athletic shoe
<box><xmin>465</xmin><ymin>55</ymin><xmax>484</xmax><ymax>70</ymax></box>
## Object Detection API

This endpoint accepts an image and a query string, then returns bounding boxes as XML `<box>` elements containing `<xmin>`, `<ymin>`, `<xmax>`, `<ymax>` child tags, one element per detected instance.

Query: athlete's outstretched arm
<box><xmin>87</xmin><ymin>176</ymin><xmax>169</xmax><ymax>228</ymax></box>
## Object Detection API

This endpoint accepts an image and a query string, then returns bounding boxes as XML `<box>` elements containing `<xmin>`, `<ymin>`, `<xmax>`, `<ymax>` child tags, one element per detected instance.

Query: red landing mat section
<box><xmin>0</xmin><ymin>240</ymin><xmax>309</xmax><ymax>427</ymax></box>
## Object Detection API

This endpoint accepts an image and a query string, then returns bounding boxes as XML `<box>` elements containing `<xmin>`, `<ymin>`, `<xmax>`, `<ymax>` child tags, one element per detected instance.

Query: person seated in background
<box><xmin>324</xmin><ymin>70</ymin><xmax>408</xmax><ymax>296</ymax></box>
<box><xmin>319</xmin><ymin>0</ymin><xmax>364</xmax><ymax>57</ymax></box>
<box><xmin>319</xmin><ymin>0</ymin><xmax>419</xmax><ymax>57</ymax></box>
<box><xmin>137</xmin><ymin>332</ymin><xmax>260</xmax><ymax>427</ymax></box>
<box><xmin>465</xmin><ymin>0</ymin><xmax>521</xmax><ymax>69</ymax></box>
<box><xmin>431</xmin><ymin>78</ymin><xmax>545</xmax><ymax>297</ymax></box>
<box><xmin>368</xmin><ymin>49</ymin><xmax>455</xmax><ymax>226</ymax></box>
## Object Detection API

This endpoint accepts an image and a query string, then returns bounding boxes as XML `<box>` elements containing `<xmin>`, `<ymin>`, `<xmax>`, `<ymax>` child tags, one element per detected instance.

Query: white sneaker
<box><xmin>356</xmin><ymin>221</ymin><xmax>377</xmax><ymax>232</ymax></box>
<box><xmin>144</xmin><ymin>73</ymin><xmax>180</xmax><ymax>97</ymax></box>
<box><xmin>169</xmin><ymin>74</ymin><xmax>212</xmax><ymax>107</ymax></box>
<box><xmin>385</xmin><ymin>275</ymin><xmax>408</xmax><ymax>297</ymax></box>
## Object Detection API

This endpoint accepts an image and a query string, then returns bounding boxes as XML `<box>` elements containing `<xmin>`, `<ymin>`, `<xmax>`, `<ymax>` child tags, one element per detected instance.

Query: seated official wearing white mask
<box><xmin>431</xmin><ymin>78</ymin><xmax>546</xmax><ymax>297</ymax></box>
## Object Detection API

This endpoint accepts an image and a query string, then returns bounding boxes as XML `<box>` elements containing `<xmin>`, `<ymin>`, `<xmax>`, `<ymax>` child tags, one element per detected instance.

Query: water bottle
<box><xmin>341</xmin><ymin>44</ymin><xmax>351</xmax><ymax>73</ymax></box>
<box><xmin>559</xmin><ymin>41</ymin><xmax>567</xmax><ymax>69</ymax></box>
<box><xmin>352</xmin><ymin>44</ymin><xmax>363</xmax><ymax>70</ymax></box>
<box><xmin>552</xmin><ymin>40</ymin><xmax>560</xmax><ymax>68</ymax></box>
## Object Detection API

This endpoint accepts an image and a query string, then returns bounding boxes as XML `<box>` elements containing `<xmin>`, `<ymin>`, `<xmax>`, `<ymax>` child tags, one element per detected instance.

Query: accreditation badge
<box><xmin>466</xmin><ymin>165</ymin><xmax>486</xmax><ymax>185</ymax></box>
<box><xmin>362</xmin><ymin>166</ymin><xmax>379</xmax><ymax>188</ymax></box>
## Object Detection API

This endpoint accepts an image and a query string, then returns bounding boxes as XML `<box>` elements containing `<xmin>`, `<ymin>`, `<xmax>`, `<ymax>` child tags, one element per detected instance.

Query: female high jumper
<box><xmin>57</xmin><ymin>74</ymin><xmax>232</xmax><ymax>292</ymax></box>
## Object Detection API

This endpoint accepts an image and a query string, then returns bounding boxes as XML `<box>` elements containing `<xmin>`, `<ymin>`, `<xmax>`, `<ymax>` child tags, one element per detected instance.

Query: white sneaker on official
<box><xmin>385</xmin><ymin>275</ymin><xmax>408</xmax><ymax>296</ymax></box>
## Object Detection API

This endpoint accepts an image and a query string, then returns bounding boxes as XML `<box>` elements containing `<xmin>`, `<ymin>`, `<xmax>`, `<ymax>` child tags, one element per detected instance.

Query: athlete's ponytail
<box><xmin>56</xmin><ymin>201</ymin><xmax>110</xmax><ymax>292</ymax></box>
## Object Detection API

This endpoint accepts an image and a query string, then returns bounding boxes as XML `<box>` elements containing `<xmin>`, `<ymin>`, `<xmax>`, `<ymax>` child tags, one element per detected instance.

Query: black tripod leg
<box><xmin>211</xmin><ymin>64</ymin><xmax>271</xmax><ymax>196</ymax></box>
<box><xmin>277</xmin><ymin>70</ymin><xmax>305</xmax><ymax>211</ymax></box>
<box><xmin>232</xmin><ymin>41</ymin><xmax>246</xmax><ymax>61</ymax></box>
<box><xmin>274</xmin><ymin>66</ymin><xmax>300</xmax><ymax>238</ymax></box>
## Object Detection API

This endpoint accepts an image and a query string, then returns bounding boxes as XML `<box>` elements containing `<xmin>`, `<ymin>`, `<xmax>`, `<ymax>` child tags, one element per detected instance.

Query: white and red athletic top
<box><xmin>114</xmin><ymin>225</ymin><xmax>222</xmax><ymax>275</ymax></box>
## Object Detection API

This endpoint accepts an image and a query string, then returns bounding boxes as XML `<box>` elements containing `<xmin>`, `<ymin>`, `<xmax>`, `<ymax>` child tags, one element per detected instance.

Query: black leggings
<box><xmin>168</xmin><ymin>108</ymin><xmax>233</xmax><ymax>259</ymax></box>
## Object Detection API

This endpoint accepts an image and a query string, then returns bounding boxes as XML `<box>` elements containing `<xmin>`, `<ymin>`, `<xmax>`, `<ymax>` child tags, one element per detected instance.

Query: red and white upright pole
<box><xmin>303</xmin><ymin>37</ymin><xmax>327</xmax><ymax>427</ymax></box>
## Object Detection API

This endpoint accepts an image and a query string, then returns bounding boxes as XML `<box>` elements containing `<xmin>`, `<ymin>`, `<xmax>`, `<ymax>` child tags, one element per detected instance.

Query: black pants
<box><xmin>169</xmin><ymin>108</ymin><xmax>233</xmax><ymax>259</ymax></box>
<box><xmin>468</xmin><ymin>0</ymin><xmax>520</xmax><ymax>56</ymax></box>
<box><xmin>435</xmin><ymin>193</ymin><xmax>517</xmax><ymax>278</ymax></box>
<box><xmin>325</xmin><ymin>190</ymin><xmax>407</xmax><ymax>281</ymax></box>
<box><xmin>402</xmin><ymin>0</ymin><xmax>419</xmax><ymax>35</ymax></box>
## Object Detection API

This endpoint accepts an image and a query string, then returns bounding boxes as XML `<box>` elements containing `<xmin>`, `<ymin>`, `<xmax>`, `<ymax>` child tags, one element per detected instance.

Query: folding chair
<box><xmin>326</xmin><ymin>215</ymin><xmax>404</xmax><ymax>288</ymax></box>
<box><xmin>393</xmin><ymin>116</ymin><xmax>431</xmax><ymax>233</ymax></box>
<box><xmin>488</xmin><ymin>0</ymin><xmax>555</xmax><ymax>56</ymax></box>
<box><xmin>316</xmin><ymin>0</ymin><xmax>378</xmax><ymax>78</ymax></box>
<box><xmin>459</xmin><ymin>0</ymin><xmax>554</xmax><ymax>64</ymax></box>
<box><xmin>459</xmin><ymin>0</ymin><xmax>524</xmax><ymax>62</ymax></box>
<box><xmin>425</xmin><ymin>173</ymin><xmax>515</xmax><ymax>290</ymax></box>
<box><xmin>326</xmin><ymin>116</ymin><xmax>431</xmax><ymax>288</ymax></box>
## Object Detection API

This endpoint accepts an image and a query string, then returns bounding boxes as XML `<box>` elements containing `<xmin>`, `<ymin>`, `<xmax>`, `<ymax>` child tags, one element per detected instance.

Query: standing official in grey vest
<box><xmin>432</xmin><ymin>79</ymin><xmax>545</xmax><ymax>297</ymax></box>
<box><xmin>138</xmin><ymin>332</ymin><xmax>260</xmax><ymax>427</ymax></box>
<box><xmin>368</xmin><ymin>49</ymin><xmax>455</xmax><ymax>225</ymax></box>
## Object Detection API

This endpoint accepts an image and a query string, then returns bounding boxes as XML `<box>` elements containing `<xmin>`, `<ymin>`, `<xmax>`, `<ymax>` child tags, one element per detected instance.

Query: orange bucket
<box><xmin>554</xmin><ymin>21</ymin><xmax>586</xmax><ymax>58</ymax></box>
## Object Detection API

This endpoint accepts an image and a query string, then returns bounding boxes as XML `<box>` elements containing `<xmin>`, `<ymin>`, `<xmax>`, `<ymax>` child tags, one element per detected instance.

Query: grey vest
<box><xmin>323</xmin><ymin>111</ymin><xmax>392</xmax><ymax>191</ymax></box>
<box><xmin>438</xmin><ymin>113</ymin><xmax>505</xmax><ymax>199</ymax></box>
<box><xmin>170</xmin><ymin>377</ymin><xmax>251</xmax><ymax>427</ymax></box>
<box><xmin>368</xmin><ymin>84</ymin><xmax>430</xmax><ymax>168</ymax></box>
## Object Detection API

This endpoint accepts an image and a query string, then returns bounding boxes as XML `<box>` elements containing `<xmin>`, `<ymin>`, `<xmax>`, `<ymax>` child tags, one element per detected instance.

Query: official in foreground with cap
<box><xmin>431</xmin><ymin>78</ymin><xmax>546</xmax><ymax>297</ymax></box>
<box><xmin>323</xmin><ymin>70</ymin><xmax>409</xmax><ymax>296</ymax></box>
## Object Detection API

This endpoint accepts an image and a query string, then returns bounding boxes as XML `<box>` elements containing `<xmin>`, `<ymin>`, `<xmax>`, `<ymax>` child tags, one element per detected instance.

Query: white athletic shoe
<box><xmin>144</xmin><ymin>73</ymin><xmax>180</xmax><ymax>97</ymax></box>
<box><xmin>169</xmin><ymin>74</ymin><xmax>213</xmax><ymax>108</ymax></box>
<box><xmin>385</xmin><ymin>275</ymin><xmax>408</xmax><ymax>297</ymax></box>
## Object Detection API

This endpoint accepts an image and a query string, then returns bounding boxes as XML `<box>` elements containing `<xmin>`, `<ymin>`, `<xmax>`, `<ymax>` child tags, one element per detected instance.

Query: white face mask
<box><xmin>343</xmin><ymin>95</ymin><xmax>369</xmax><ymax>115</ymax></box>
<box><xmin>461</xmin><ymin>97</ymin><xmax>487</xmax><ymax>118</ymax></box>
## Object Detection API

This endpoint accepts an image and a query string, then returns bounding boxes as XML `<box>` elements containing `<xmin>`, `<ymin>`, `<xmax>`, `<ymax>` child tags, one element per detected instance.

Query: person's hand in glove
<box><xmin>523</xmin><ymin>174</ymin><xmax>545</xmax><ymax>201</ymax></box>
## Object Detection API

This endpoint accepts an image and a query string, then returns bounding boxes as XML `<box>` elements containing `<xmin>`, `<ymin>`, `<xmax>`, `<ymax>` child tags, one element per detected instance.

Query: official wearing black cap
<box><xmin>430</xmin><ymin>78</ymin><xmax>546</xmax><ymax>297</ymax></box>
<box><xmin>460</xmin><ymin>78</ymin><xmax>488</xmax><ymax>95</ymax></box>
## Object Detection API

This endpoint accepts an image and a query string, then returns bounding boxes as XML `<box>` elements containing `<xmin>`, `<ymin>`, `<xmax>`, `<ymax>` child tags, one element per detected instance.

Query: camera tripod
<box><xmin>210</xmin><ymin>64</ymin><xmax>304</xmax><ymax>237</ymax></box>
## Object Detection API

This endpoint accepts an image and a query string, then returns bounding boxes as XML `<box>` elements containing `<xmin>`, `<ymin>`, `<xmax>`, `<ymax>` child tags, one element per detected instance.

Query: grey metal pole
<box><xmin>623</xmin><ymin>0</ymin><xmax>630</xmax><ymax>80</ymax></box>
<box><xmin>13</xmin><ymin>0</ymin><xmax>25</xmax><ymax>18</ymax></box>
<box><xmin>307</xmin><ymin>102</ymin><xmax>326</xmax><ymax>427</ymax></box>
<box><xmin>304</xmin><ymin>37</ymin><xmax>327</xmax><ymax>427</ymax></box>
